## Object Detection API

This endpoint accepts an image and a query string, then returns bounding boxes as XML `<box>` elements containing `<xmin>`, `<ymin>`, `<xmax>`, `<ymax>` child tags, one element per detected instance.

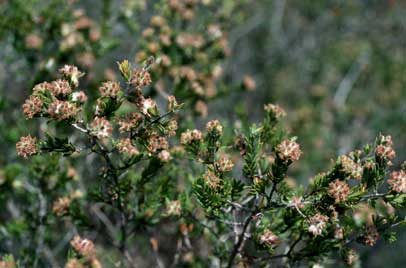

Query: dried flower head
<box><xmin>22</xmin><ymin>96</ymin><xmax>43</xmax><ymax>119</ymax></box>
<box><xmin>59</xmin><ymin>65</ymin><xmax>84</xmax><ymax>87</ymax></box>
<box><xmin>375</xmin><ymin>135</ymin><xmax>396</xmax><ymax>161</ymax></box>
<box><xmin>99</xmin><ymin>81</ymin><xmax>121</xmax><ymax>98</ymax></box>
<box><xmin>52</xmin><ymin>197</ymin><xmax>71</xmax><ymax>216</ymax></box>
<box><xmin>276</xmin><ymin>139</ymin><xmax>302</xmax><ymax>162</ymax></box>
<box><xmin>166</xmin><ymin>200</ymin><xmax>182</xmax><ymax>216</ymax></box>
<box><xmin>328</xmin><ymin>180</ymin><xmax>350</xmax><ymax>203</ymax></box>
<box><xmin>308</xmin><ymin>214</ymin><xmax>329</xmax><ymax>236</ymax></box>
<box><xmin>16</xmin><ymin>135</ymin><xmax>37</xmax><ymax>158</ymax></box>
<box><xmin>90</xmin><ymin>117</ymin><xmax>113</xmax><ymax>139</ymax></box>
<box><xmin>338</xmin><ymin>155</ymin><xmax>362</xmax><ymax>179</ymax></box>
<box><xmin>259</xmin><ymin>229</ymin><xmax>280</xmax><ymax>247</ymax></box>
<box><xmin>49</xmin><ymin>79</ymin><xmax>72</xmax><ymax>96</ymax></box>
<box><xmin>47</xmin><ymin>100</ymin><xmax>78</xmax><ymax>121</ymax></box>
<box><xmin>33</xmin><ymin>81</ymin><xmax>51</xmax><ymax>93</ymax></box>
<box><xmin>194</xmin><ymin>100</ymin><xmax>208</xmax><ymax>117</ymax></box>
<box><xmin>70</xmin><ymin>235</ymin><xmax>96</xmax><ymax>257</ymax></box>
<box><xmin>116</xmin><ymin>138</ymin><xmax>139</xmax><ymax>156</ymax></box>
<box><xmin>216</xmin><ymin>156</ymin><xmax>234</xmax><ymax>172</ymax></box>
<box><xmin>206</xmin><ymin>120</ymin><xmax>223</xmax><ymax>135</ymax></box>
<box><xmin>334</xmin><ymin>227</ymin><xmax>344</xmax><ymax>240</ymax></box>
<box><xmin>180</xmin><ymin>129</ymin><xmax>203</xmax><ymax>145</ymax></box>
<box><xmin>388</xmin><ymin>170</ymin><xmax>406</xmax><ymax>193</ymax></box>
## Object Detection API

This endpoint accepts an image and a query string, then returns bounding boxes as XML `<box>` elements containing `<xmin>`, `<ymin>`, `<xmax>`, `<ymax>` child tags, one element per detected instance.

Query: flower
<box><xmin>33</xmin><ymin>82</ymin><xmax>51</xmax><ymax>93</ymax></box>
<box><xmin>22</xmin><ymin>96</ymin><xmax>43</xmax><ymax>119</ymax></box>
<box><xmin>168</xmin><ymin>95</ymin><xmax>179</xmax><ymax>112</ymax></box>
<box><xmin>327</xmin><ymin>180</ymin><xmax>350</xmax><ymax>203</ymax></box>
<box><xmin>141</xmin><ymin>98</ymin><xmax>158</xmax><ymax>117</ymax></box>
<box><xmin>71</xmin><ymin>91</ymin><xmax>88</xmax><ymax>103</ymax></box>
<box><xmin>158</xmin><ymin>150</ymin><xmax>172</xmax><ymax>162</ymax></box>
<box><xmin>388</xmin><ymin>170</ymin><xmax>406</xmax><ymax>193</ymax></box>
<box><xmin>70</xmin><ymin>235</ymin><xmax>96</xmax><ymax>257</ymax></box>
<box><xmin>166</xmin><ymin>120</ymin><xmax>178</xmax><ymax>136</ymax></box>
<box><xmin>59</xmin><ymin>65</ymin><xmax>84</xmax><ymax>87</ymax></box>
<box><xmin>308</xmin><ymin>214</ymin><xmax>329</xmax><ymax>236</ymax></box>
<box><xmin>180</xmin><ymin>129</ymin><xmax>203</xmax><ymax>145</ymax></box>
<box><xmin>243</xmin><ymin>75</ymin><xmax>256</xmax><ymax>91</ymax></box>
<box><xmin>49</xmin><ymin>79</ymin><xmax>72</xmax><ymax>96</ymax></box>
<box><xmin>16</xmin><ymin>135</ymin><xmax>37</xmax><ymax>158</ymax></box>
<box><xmin>216</xmin><ymin>156</ymin><xmax>234</xmax><ymax>172</ymax></box>
<box><xmin>375</xmin><ymin>135</ymin><xmax>396</xmax><ymax>161</ymax></box>
<box><xmin>131</xmin><ymin>69</ymin><xmax>152</xmax><ymax>88</ymax></box>
<box><xmin>334</xmin><ymin>227</ymin><xmax>344</xmax><ymax>240</ymax></box>
<box><xmin>259</xmin><ymin>230</ymin><xmax>280</xmax><ymax>247</ymax></box>
<box><xmin>338</xmin><ymin>155</ymin><xmax>362</xmax><ymax>179</ymax></box>
<box><xmin>52</xmin><ymin>197</ymin><xmax>71</xmax><ymax>216</ymax></box>
<box><xmin>166</xmin><ymin>200</ymin><xmax>182</xmax><ymax>216</ymax></box>
<box><xmin>346</xmin><ymin>249</ymin><xmax>359</xmax><ymax>265</ymax></box>
<box><xmin>203</xmin><ymin>169</ymin><xmax>221</xmax><ymax>189</ymax></box>
<box><xmin>264</xmin><ymin>103</ymin><xmax>286</xmax><ymax>119</ymax></box>
<box><xmin>146</xmin><ymin>135</ymin><xmax>169</xmax><ymax>153</ymax></box>
<box><xmin>194</xmin><ymin>100</ymin><xmax>208</xmax><ymax>117</ymax></box>
<box><xmin>90</xmin><ymin>117</ymin><xmax>113</xmax><ymax>139</ymax></box>
<box><xmin>116</xmin><ymin>138</ymin><xmax>139</xmax><ymax>156</ymax></box>
<box><xmin>206</xmin><ymin>120</ymin><xmax>223</xmax><ymax>135</ymax></box>
<box><xmin>364</xmin><ymin>226</ymin><xmax>379</xmax><ymax>246</ymax></box>
<box><xmin>276</xmin><ymin>139</ymin><xmax>302</xmax><ymax>162</ymax></box>
<box><xmin>47</xmin><ymin>100</ymin><xmax>78</xmax><ymax>121</ymax></box>
<box><xmin>98</xmin><ymin>81</ymin><xmax>121</xmax><ymax>98</ymax></box>
<box><xmin>117</xmin><ymin>112</ymin><xmax>143</xmax><ymax>133</ymax></box>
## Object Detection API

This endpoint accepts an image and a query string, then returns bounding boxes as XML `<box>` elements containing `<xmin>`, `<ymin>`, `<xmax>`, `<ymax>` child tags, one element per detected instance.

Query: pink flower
<box><xmin>16</xmin><ymin>135</ymin><xmax>37</xmax><ymax>158</ymax></box>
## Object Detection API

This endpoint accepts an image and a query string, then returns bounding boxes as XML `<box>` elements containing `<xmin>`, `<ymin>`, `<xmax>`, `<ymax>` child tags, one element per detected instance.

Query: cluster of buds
<box><xmin>59</xmin><ymin>65</ymin><xmax>85</xmax><ymax>87</ymax></box>
<box><xmin>115</xmin><ymin>138</ymin><xmax>139</xmax><ymax>157</ymax></box>
<box><xmin>16</xmin><ymin>135</ymin><xmax>37</xmax><ymax>159</ymax></box>
<box><xmin>117</xmin><ymin>112</ymin><xmax>142</xmax><ymax>133</ymax></box>
<box><xmin>98</xmin><ymin>81</ymin><xmax>121</xmax><ymax>98</ymax></box>
<box><xmin>259</xmin><ymin>229</ymin><xmax>280</xmax><ymax>247</ymax></box>
<box><xmin>276</xmin><ymin>139</ymin><xmax>302</xmax><ymax>162</ymax></box>
<box><xmin>308</xmin><ymin>214</ymin><xmax>329</xmax><ymax>236</ymax></box>
<box><xmin>206</xmin><ymin>119</ymin><xmax>223</xmax><ymax>135</ymax></box>
<box><xmin>90</xmin><ymin>117</ymin><xmax>113</xmax><ymax>139</ymax></box>
<box><xmin>375</xmin><ymin>135</ymin><xmax>396</xmax><ymax>164</ymax></box>
<box><xmin>364</xmin><ymin>226</ymin><xmax>380</xmax><ymax>246</ymax></box>
<box><xmin>264</xmin><ymin>103</ymin><xmax>286</xmax><ymax>120</ymax></box>
<box><xmin>180</xmin><ymin>129</ymin><xmax>203</xmax><ymax>145</ymax></box>
<box><xmin>388</xmin><ymin>170</ymin><xmax>406</xmax><ymax>193</ymax></box>
<box><xmin>327</xmin><ymin>179</ymin><xmax>351</xmax><ymax>203</ymax></box>
<box><xmin>215</xmin><ymin>156</ymin><xmax>234</xmax><ymax>172</ymax></box>
<box><xmin>337</xmin><ymin>155</ymin><xmax>363</xmax><ymax>179</ymax></box>
<box><xmin>203</xmin><ymin>169</ymin><xmax>222</xmax><ymax>189</ymax></box>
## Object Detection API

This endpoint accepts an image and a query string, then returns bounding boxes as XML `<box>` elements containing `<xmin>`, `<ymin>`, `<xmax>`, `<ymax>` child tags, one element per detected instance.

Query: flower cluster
<box><xmin>276</xmin><ymin>139</ymin><xmax>302</xmax><ymax>162</ymax></box>
<box><xmin>308</xmin><ymin>214</ymin><xmax>329</xmax><ymax>236</ymax></box>
<box><xmin>328</xmin><ymin>179</ymin><xmax>350</xmax><ymax>203</ymax></box>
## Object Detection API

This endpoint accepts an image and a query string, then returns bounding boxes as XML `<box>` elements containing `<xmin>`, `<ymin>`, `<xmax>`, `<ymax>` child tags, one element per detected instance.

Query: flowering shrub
<box><xmin>8</xmin><ymin>61</ymin><xmax>406</xmax><ymax>267</ymax></box>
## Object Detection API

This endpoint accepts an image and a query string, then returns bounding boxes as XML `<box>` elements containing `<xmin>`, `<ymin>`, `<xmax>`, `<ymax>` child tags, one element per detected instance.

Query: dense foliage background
<box><xmin>0</xmin><ymin>0</ymin><xmax>405</xmax><ymax>267</ymax></box>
